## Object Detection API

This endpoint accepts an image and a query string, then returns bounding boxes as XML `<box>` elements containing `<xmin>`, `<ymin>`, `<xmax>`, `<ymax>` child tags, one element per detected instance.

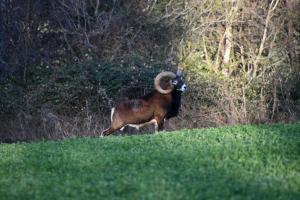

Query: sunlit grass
<box><xmin>0</xmin><ymin>123</ymin><xmax>300</xmax><ymax>199</ymax></box>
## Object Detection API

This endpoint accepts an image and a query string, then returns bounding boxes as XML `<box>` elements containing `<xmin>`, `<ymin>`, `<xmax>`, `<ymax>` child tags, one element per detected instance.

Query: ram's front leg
<box><xmin>154</xmin><ymin>116</ymin><xmax>165</xmax><ymax>133</ymax></box>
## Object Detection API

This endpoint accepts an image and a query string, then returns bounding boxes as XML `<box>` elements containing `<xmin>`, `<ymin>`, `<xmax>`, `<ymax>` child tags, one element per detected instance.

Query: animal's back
<box><xmin>115</xmin><ymin>99</ymin><xmax>154</xmax><ymax>124</ymax></box>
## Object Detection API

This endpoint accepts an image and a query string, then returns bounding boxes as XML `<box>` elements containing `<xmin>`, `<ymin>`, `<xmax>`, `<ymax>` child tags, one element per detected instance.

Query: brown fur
<box><xmin>101</xmin><ymin>90</ymin><xmax>173</xmax><ymax>136</ymax></box>
<box><xmin>101</xmin><ymin>71</ymin><xmax>186</xmax><ymax>136</ymax></box>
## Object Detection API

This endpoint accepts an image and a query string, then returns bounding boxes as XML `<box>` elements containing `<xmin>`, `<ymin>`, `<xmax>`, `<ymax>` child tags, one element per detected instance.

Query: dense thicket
<box><xmin>0</xmin><ymin>0</ymin><xmax>299</xmax><ymax>141</ymax></box>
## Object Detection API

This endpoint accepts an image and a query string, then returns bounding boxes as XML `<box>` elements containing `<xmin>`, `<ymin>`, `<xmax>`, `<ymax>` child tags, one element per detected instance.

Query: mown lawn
<box><xmin>0</xmin><ymin>123</ymin><xmax>300</xmax><ymax>200</ymax></box>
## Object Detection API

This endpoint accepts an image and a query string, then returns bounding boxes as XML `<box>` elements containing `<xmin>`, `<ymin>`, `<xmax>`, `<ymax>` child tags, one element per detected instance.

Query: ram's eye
<box><xmin>172</xmin><ymin>80</ymin><xmax>178</xmax><ymax>85</ymax></box>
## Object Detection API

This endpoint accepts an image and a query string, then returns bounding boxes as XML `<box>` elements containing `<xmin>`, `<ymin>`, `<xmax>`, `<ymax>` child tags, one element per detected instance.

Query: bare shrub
<box><xmin>1</xmin><ymin>0</ymin><xmax>299</xmax><ymax>141</ymax></box>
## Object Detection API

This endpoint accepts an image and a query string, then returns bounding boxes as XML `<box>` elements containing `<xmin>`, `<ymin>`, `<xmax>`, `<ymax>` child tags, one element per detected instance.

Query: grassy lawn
<box><xmin>0</xmin><ymin>123</ymin><xmax>300</xmax><ymax>200</ymax></box>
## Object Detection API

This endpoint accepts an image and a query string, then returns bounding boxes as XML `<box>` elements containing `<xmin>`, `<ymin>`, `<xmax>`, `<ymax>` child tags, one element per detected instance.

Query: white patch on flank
<box><xmin>111</xmin><ymin>107</ymin><xmax>115</xmax><ymax>122</ymax></box>
<box><xmin>122</xmin><ymin>119</ymin><xmax>157</xmax><ymax>131</ymax></box>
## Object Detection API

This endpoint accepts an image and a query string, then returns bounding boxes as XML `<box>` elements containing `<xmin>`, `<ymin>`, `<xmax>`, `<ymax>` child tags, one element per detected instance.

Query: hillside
<box><xmin>1</xmin><ymin>123</ymin><xmax>300</xmax><ymax>200</ymax></box>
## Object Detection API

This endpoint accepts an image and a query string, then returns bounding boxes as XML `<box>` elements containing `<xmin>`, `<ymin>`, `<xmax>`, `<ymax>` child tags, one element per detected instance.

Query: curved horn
<box><xmin>154</xmin><ymin>71</ymin><xmax>176</xmax><ymax>94</ymax></box>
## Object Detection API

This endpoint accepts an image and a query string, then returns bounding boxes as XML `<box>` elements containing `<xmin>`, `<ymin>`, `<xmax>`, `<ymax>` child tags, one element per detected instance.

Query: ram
<box><xmin>101</xmin><ymin>70</ymin><xmax>187</xmax><ymax>136</ymax></box>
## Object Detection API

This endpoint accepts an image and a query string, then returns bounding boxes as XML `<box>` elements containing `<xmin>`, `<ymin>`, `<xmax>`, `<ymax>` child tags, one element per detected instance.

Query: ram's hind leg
<box><xmin>101</xmin><ymin>122</ymin><xmax>125</xmax><ymax>136</ymax></box>
<box><xmin>101</xmin><ymin>126</ymin><xmax>117</xmax><ymax>136</ymax></box>
<box><xmin>101</xmin><ymin>121</ymin><xmax>125</xmax><ymax>137</ymax></box>
<box><xmin>101</xmin><ymin>107</ymin><xmax>125</xmax><ymax>136</ymax></box>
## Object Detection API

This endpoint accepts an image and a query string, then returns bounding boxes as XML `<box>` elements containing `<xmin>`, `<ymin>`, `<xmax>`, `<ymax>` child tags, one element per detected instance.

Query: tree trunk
<box><xmin>223</xmin><ymin>25</ymin><xmax>232</xmax><ymax>65</ymax></box>
<box><xmin>285</xmin><ymin>0</ymin><xmax>295</xmax><ymax>62</ymax></box>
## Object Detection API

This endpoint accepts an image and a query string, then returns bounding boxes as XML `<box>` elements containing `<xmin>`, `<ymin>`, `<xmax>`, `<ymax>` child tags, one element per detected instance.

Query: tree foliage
<box><xmin>0</xmin><ymin>0</ymin><xmax>299</xmax><ymax>140</ymax></box>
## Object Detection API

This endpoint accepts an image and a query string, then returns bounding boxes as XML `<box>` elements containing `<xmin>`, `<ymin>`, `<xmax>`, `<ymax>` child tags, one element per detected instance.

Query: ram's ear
<box><xmin>176</xmin><ymin>68</ymin><xmax>182</xmax><ymax>76</ymax></box>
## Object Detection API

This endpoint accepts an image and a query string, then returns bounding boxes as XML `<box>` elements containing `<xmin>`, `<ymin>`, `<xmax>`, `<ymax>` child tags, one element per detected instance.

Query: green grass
<box><xmin>1</xmin><ymin>123</ymin><xmax>300</xmax><ymax>200</ymax></box>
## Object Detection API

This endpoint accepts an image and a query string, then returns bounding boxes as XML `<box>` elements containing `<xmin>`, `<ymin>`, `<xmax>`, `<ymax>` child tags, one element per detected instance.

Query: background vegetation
<box><xmin>0</xmin><ymin>0</ymin><xmax>300</xmax><ymax>141</ymax></box>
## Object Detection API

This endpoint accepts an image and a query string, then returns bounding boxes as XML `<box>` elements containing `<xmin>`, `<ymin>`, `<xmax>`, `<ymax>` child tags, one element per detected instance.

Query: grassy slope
<box><xmin>0</xmin><ymin>123</ymin><xmax>300</xmax><ymax>200</ymax></box>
